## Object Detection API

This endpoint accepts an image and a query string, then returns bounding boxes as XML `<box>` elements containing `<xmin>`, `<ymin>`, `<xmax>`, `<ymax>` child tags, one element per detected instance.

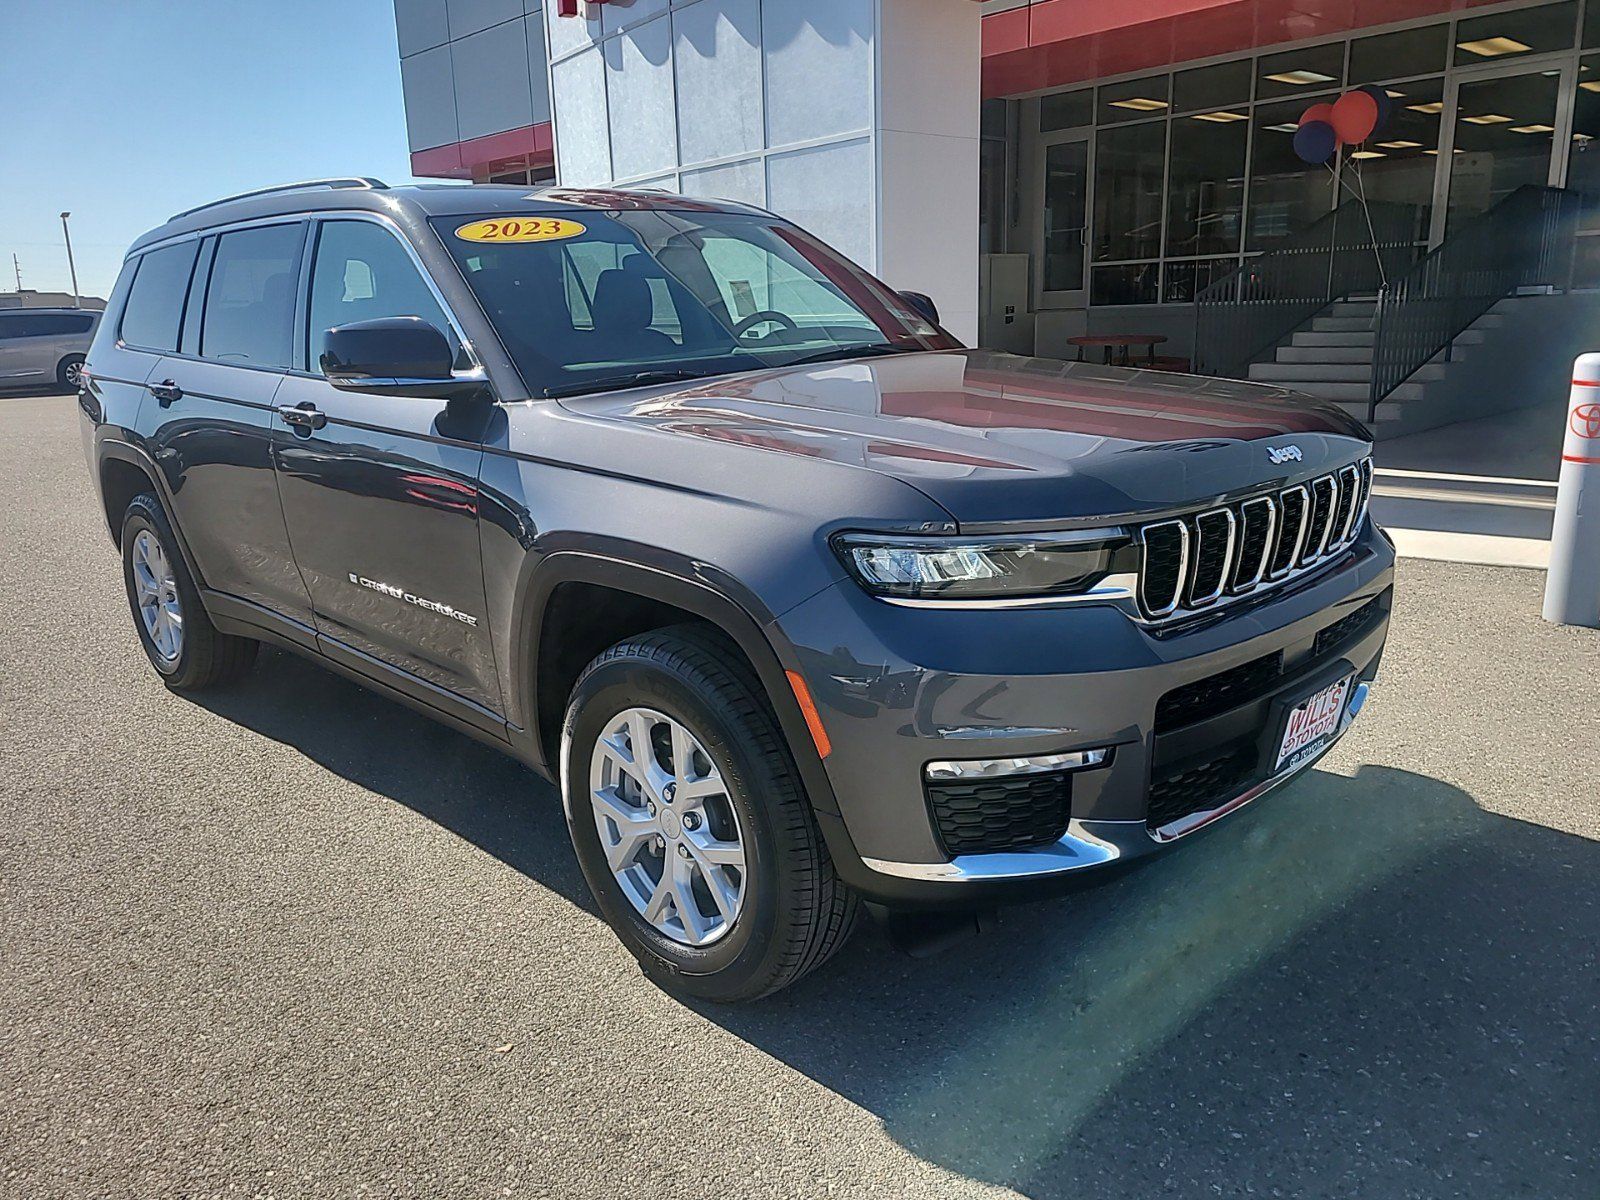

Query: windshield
<box><xmin>431</xmin><ymin>208</ymin><xmax>958</xmax><ymax>396</ymax></box>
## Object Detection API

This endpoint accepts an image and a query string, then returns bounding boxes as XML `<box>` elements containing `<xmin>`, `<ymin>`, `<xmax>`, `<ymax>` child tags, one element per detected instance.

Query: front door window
<box><xmin>1444</xmin><ymin>68</ymin><xmax>1563</xmax><ymax>236</ymax></box>
<box><xmin>1040</xmin><ymin>137</ymin><xmax>1089</xmax><ymax>300</ymax></box>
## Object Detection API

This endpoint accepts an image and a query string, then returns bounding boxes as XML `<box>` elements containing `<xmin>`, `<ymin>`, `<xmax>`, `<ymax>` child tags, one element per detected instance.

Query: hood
<box><xmin>557</xmin><ymin>349</ymin><xmax>1372</xmax><ymax>527</ymax></box>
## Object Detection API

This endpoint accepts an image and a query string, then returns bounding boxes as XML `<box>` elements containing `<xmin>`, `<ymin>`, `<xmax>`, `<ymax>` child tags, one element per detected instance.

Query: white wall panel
<box><xmin>551</xmin><ymin>47</ymin><xmax>612</xmax><ymax>184</ymax></box>
<box><xmin>601</xmin><ymin>0</ymin><xmax>670</xmax><ymax>36</ymax></box>
<box><xmin>761</xmin><ymin>0</ymin><xmax>872</xmax><ymax>147</ymax></box>
<box><xmin>673</xmin><ymin>0</ymin><xmax>764</xmax><ymax>166</ymax></box>
<box><xmin>448</xmin><ymin>0</ymin><xmax>522</xmax><ymax>39</ymax></box>
<box><xmin>395</xmin><ymin>0</ymin><xmax>450</xmax><ymax>56</ymax></box>
<box><xmin>546</xmin><ymin>1</ymin><xmax>601</xmax><ymax>58</ymax></box>
<box><xmin>680</xmin><ymin>157</ymin><xmax>766</xmax><ymax>206</ymax></box>
<box><xmin>605</xmin><ymin>16</ymin><xmax>678</xmax><ymax>180</ymax></box>
<box><xmin>767</xmin><ymin>137</ymin><xmax>874</xmax><ymax>268</ymax></box>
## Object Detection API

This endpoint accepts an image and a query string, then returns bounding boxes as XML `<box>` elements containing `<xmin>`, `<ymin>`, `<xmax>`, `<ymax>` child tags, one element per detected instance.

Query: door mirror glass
<box><xmin>320</xmin><ymin>317</ymin><xmax>456</xmax><ymax>391</ymax></box>
<box><xmin>897</xmin><ymin>290</ymin><xmax>940</xmax><ymax>326</ymax></box>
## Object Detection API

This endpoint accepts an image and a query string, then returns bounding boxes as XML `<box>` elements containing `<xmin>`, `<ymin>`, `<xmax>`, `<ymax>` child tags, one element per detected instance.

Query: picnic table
<box><xmin>1067</xmin><ymin>333</ymin><xmax>1169</xmax><ymax>366</ymax></box>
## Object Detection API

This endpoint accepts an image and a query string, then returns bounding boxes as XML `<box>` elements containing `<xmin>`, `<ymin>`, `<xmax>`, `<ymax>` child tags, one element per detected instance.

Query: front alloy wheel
<box><xmin>589</xmin><ymin>707</ymin><xmax>747</xmax><ymax>946</ymax></box>
<box><xmin>131</xmin><ymin>528</ymin><xmax>184</xmax><ymax>662</ymax></box>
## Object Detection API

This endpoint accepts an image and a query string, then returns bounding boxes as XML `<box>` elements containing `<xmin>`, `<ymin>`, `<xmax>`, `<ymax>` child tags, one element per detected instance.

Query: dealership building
<box><xmin>393</xmin><ymin>0</ymin><xmax>1600</xmax><ymax>438</ymax></box>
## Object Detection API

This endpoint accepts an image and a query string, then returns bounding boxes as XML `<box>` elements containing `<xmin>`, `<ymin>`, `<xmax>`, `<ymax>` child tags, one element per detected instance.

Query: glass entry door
<box><xmin>1434</xmin><ymin>62</ymin><xmax>1571</xmax><ymax>243</ymax></box>
<box><xmin>1038</xmin><ymin>132</ymin><xmax>1091</xmax><ymax>307</ymax></box>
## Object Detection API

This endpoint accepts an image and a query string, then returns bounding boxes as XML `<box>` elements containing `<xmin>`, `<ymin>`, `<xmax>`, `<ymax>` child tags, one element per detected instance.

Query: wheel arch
<box><xmin>96</xmin><ymin>440</ymin><xmax>208</xmax><ymax>589</ymax></box>
<box><xmin>512</xmin><ymin>549</ymin><xmax>841</xmax><ymax>818</ymax></box>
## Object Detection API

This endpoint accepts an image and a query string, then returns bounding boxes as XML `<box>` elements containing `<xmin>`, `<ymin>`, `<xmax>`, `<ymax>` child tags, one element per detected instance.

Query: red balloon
<box><xmin>1300</xmin><ymin>102</ymin><xmax>1336</xmax><ymax>129</ymax></box>
<box><xmin>1331</xmin><ymin>90</ymin><xmax>1380</xmax><ymax>144</ymax></box>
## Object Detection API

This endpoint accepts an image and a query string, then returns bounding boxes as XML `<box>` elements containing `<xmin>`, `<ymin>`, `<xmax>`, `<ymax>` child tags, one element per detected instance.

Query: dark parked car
<box><xmin>1</xmin><ymin>306</ymin><xmax>98</xmax><ymax>391</ymax></box>
<box><xmin>80</xmin><ymin>179</ymin><xmax>1392</xmax><ymax>1001</ymax></box>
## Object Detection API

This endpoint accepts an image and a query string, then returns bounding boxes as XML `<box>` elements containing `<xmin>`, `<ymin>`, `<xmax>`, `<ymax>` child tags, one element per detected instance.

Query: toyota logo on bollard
<box><xmin>1572</xmin><ymin>402</ymin><xmax>1600</xmax><ymax>440</ymax></box>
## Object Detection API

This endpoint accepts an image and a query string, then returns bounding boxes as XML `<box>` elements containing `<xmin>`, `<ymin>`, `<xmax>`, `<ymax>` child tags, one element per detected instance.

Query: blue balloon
<box><xmin>1358</xmin><ymin>84</ymin><xmax>1396</xmax><ymax>136</ymax></box>
<box><xmin>1294</xmin><ymin>120</ymin><xmax>1338</xmax><ymax>165</ymax></box>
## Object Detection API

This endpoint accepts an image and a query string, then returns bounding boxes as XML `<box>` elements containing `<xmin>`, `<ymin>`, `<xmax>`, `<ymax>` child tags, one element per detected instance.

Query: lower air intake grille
<box><xmin>1146</xmin><ymin>746</ymin><xmax>1259</xmax><ymax>831</ymax></box>
<box><xmin>926</xmin><ymin>771</ymin><xmax>1073</xmax><ymax>855</ymax></box>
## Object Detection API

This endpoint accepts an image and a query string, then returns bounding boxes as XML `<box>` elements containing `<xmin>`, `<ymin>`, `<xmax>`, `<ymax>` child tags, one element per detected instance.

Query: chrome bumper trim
<box><xmin>860</xmin><ymin>703</ymin><xmax>1361</xmax><ymax>884</ymax></box>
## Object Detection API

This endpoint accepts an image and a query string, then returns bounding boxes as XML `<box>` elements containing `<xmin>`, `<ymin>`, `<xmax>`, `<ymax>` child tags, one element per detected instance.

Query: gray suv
<box><xmin>0</xmin><ymin>307</ymin><xmax>98</xmax><ymax>391</ymax></box>
<box><xmin>80</xmin><ymin>179</ymin><xmax>1393</xmax><ymax>1001</ymax></box>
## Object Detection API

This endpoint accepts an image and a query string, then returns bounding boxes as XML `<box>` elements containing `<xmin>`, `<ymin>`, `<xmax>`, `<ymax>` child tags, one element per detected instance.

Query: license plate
<box><xmin>1275</xmin><ymin>675</ymin><xmax>1353</xmax><ymax>772</ymax></box>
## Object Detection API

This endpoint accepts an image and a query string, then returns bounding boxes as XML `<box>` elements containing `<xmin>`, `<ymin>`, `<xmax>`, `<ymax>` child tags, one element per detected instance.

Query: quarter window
<box><xmin>201</xmin><ymin>224</ymin><xmax>304</xmax><ymax>369</ymax></box>
<box><xmin>307</xmin><ymin>220</ymin><xmax>455</xmax><ymax>368</ymax></box>
<box><xmin>120</xmin><ymin>242</ymin><xmax>199</xmax><ymax>352</ymax></box>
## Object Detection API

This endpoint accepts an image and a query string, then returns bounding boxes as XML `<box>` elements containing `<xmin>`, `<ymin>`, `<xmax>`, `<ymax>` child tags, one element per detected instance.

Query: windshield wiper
<box><xmin>783</xmin><ymin>343</ymin><xmax>915</xmax><ymax>368</ymax></box>
<box><xmin>543</xmin><ymin>369</ymin><xmax>713</xmax><ymax>400</ymax></box>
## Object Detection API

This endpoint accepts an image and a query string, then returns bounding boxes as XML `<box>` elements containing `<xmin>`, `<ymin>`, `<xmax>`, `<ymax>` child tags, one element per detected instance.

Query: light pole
<box><xmin>59</xmin><ymin>211</ymin><xmax>80</xmax><ymax>308</ymax></box>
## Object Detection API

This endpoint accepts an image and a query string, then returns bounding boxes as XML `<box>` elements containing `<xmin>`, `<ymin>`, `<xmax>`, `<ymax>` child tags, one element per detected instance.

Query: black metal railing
<box><xmin>1195</xmin><ymin>200</ymin><xmax>1421</xmax><ymax>379</ymax></box>
<box><xmin>1367</xmin><ymin>186</ymin><xmax>1583</xmax><ymax>419</ymax></box>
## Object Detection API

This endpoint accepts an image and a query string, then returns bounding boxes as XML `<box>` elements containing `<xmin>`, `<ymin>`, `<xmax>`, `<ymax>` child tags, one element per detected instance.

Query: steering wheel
<box><xmin>733</xmin><ymin>310</ymin><xmax>799</xmax><ymax>341</ymax></box>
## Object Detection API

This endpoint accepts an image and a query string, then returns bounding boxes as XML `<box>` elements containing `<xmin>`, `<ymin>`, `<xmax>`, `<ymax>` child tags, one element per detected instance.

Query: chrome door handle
<box><xmin>277</xmin><ymin>402</ymin><xmax>328</xmax><ymax>431</ymax></box>
<box><xmin>148</xmin><ymin>380</ymin><xmax>183</xmax><ymax>405</ymax></box>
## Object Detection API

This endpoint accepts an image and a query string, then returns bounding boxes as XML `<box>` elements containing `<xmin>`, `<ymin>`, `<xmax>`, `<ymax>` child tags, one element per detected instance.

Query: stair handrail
<box><xmin>1367</xmin><ymin>185</ymin><xmax>1585</xmax><ymax>422</ymax></box>
<box><xmin>1194</xmin><ymin>199</ymin><xmax>1422</xmax><ymax>379</ymax></box>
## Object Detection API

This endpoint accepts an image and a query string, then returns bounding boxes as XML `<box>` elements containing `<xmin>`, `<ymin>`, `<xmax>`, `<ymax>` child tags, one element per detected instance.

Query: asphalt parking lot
<box><xmin>2</xmin><ymin>389</ymin><xmax>1597</xmax><ymax>1199</ymax></box>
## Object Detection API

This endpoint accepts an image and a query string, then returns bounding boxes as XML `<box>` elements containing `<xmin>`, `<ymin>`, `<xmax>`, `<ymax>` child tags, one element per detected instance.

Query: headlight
<box><xmin>834</xmin><ymin>531</ymin><xmax>1134</xmax><ymax>601</ymax></box>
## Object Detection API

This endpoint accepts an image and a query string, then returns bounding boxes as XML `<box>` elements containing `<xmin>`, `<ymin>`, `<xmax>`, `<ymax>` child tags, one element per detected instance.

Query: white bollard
<box><xmin>1543</xmin><ymin>352</ymin><xmax>1600</xmax><ymax>628</ymax></box>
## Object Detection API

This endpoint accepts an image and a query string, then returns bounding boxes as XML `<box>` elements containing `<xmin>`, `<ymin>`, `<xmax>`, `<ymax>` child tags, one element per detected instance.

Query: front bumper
<box><xmin>775</xmin><ymin>524</ymin><xmax>1394</xmax><ymax>908</ymax></box>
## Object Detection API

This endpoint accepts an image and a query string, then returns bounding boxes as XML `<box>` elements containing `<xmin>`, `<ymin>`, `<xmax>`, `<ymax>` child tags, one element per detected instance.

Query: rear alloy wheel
<box><xmin>57</xmin><ymin>355</ymin><xmax>85</xmax><ymax>392</ymax></box>
<box><xmin>563</xmin><ymin>626</ymin><xmax>858</xmax><ymax>1002</ymax></box>
<box><xmin>120</xmin><ymin>493</ymin><xmax>258</xmax><ymax>690</ymax></box>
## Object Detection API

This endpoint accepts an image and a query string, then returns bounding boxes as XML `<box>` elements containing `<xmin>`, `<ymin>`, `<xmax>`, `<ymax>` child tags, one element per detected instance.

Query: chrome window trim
<box><xmin>1187</xmin><ymin>507</ymin><xmax>1236</xmax><ymax>607</ymax></box>
<box><xmin>1138</xmin><ymin>519</ymin><xmax>1190</xmax><ymax>618</ymax></box>
<box><xmin>1230</xmin><ymin>495</ymin><xmax>1277</xmax><ymax>594</ymax></box>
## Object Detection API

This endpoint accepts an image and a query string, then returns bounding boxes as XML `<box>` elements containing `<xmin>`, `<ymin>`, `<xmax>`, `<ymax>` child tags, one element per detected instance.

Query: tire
<box><xmin>563</xmin><ymin>624</ymin><xmax>858</xmax><ymax>1002</ymax></box>
<box><xmin>56</xmin><ymin>355</ymin><xmax>85</xmax><ymax>393</ymax></box>
<box><xmin>121</xmin><ymin>493</ymin><xmax>258</xmax><ymax>690</ymax></box>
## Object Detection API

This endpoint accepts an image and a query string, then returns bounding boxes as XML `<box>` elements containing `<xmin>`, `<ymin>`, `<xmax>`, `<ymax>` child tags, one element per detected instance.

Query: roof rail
<box><xmin>168</xmin><ymin>177</ymin><xmax>388</xmax><ymax>222</ymax></box>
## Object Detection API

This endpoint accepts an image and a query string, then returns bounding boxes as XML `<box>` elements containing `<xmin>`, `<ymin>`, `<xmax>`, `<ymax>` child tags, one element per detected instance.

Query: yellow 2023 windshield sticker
<box><xmin>455</xmin><ymin>217</ymin><xmax>586</xmax><ymax>244</ymax></box>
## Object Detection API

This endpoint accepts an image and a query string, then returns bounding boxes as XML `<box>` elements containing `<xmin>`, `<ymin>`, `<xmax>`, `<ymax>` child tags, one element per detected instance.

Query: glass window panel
<box><xmin>1166</xmin><ymin>108</ymin><xmax>1249</xmax><ymax>257</ymax></box>
<box><xmin>1587</xmin><ymin>1</ymin><xmax>1600</xmax><ymax>48</ymax></box>
<box><xmin>1352</xmin><ymin>76</ymin><xmax>1443</xmax><ymax>240</ymax></box>
<box><xmin>120</xmin><ymin>241</ymin><xmax>198</xmax><ymax>353</ymax></box>
<box><xmin>1172</xmin><ymin>60</ymin><xmax>1252</xmax><ymax>112</ymax></box>
<box><xmin>308</xmin><ymin>221</ymin><xmax>455</xmax><ymax>367</ymax></box>
<box><xmin>1040</xmin><ymin>89</ymin><xmax>1093</xmax><ymax>132</ymax></box>
<box><xmin>201</xmin><ymin>224</ymin><xmax>302</xmax><ymax>369</ymax></box>
<box><xmin>1097</xmin><ymin>75</ymin><xmax>1170</xmax><ymax>124</ymax></box>
<box><xmin>1163</xmin><ymin>257</ymin><xmax>1240</xmax><ymax>304</ymax></box>
<box><xmin>980</xmin><ymin>136</ymin><xmax>1008</xmax><ymax>256</ymax></box>
<box><xmin>1042</xmin><ymin>138</ymin><xmax>1090</xmax><ymax>292</ymax></box>
<box><xmin>1091</xmin><ymin>263</ymin><xmax>1160</xmax><ymax>306</ymax></box>
<box><xmin>1248</xmin><ymin>97</ymin><xmax>1337</xmax><ymax>248</ymax></box>
<box><xmin>1454</xmin><ymin>2</ymin><xmax>1577</xmax><ymax>65</ymax></box>
<box><xmin>1094</xmin><ymin>121</ymin><xmax>1168</xmax><ymax>261</ymax></box>
<box><xmin>1257</xmin><ymin>43</ymin><xmax>1344</xmax><ymax>101</ymax></box>
<box><xmin>982</xmin><ymin>98</ymin><xmax>1009</xmax><ymax>139</ymax></box>
<box><xmin>1446</xmin><ymin>69</ymin><xmax>1561</xmax><ymax>233</ymax></box>
<box><xmin>1569</xmin><ymin>54</ymin><xmax>1600</xmax><ymax>228</ymax></box>
<box><xmin>1350</xmin><ymin>24</ymin><xmax>1448</xmax><ymax>84</ymax></box>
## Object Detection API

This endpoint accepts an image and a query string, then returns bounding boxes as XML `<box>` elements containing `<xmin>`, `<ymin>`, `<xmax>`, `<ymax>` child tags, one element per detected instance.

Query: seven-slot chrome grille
<box><xmin>1137</xmin><ymin>458</ymin><xmax>1373</xmax><ymax>620</ymax></box>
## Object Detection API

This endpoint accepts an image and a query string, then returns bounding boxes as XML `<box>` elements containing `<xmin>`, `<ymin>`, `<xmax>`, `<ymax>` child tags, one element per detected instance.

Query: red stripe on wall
<box><xmin>411</xmin><ymin>121</ymin><xmax>556</xmax><ymax>181</ymax></box>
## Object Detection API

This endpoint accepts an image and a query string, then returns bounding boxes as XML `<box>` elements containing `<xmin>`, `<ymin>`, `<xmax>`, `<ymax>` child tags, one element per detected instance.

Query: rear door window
<box><xmin>119</xmin><ymin>242</ymin><xmax>200</xmax><ymax>352</ymax></box>
<box><xmin>201</xmin><ymin>223</ymin><xmax>305</xmax><ymax>369</ymax></box>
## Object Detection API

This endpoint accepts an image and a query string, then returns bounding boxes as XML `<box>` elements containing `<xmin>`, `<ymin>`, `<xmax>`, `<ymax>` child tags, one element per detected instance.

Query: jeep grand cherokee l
<box><xmin>79</xmin><ymin>179</ymin><xmax>1393</xmax><ymax>1001</ymax></box>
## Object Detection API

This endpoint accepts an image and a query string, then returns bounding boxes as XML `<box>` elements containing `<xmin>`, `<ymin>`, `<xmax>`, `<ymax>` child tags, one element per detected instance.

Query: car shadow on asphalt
<box><xmin>190</xmin><ymin>647</ymin><xmax>1599</xmax><ymax>1198</ymax></box>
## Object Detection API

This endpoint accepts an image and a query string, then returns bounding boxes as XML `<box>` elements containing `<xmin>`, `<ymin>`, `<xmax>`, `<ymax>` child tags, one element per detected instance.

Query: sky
<box><xmin>1</xmin><ymin>0</ymin><xmax>424</xmax><ymax>302</ymax></box>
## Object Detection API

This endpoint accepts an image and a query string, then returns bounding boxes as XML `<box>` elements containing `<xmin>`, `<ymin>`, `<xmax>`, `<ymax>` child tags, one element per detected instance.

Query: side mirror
<box><xmin>320</xmin><ymin>317</ymin><xmax>484</xmax><ymax>399</ymax></box>
<box><xmin>898</xmin><ymin>290</ymin><xmax>940</xmax><ymax>326</ymax></box>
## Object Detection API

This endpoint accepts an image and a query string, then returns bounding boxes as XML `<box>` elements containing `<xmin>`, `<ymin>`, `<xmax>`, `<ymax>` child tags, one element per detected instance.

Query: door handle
<box><xmin>277</xmin><ymin>402</ymin><xmax>328</xmax><ymax>432</ymax></box>
<box><xmin>148</xmin><ymin>379</ymin><xmax>183</xmax><ymax>405</ymax></box>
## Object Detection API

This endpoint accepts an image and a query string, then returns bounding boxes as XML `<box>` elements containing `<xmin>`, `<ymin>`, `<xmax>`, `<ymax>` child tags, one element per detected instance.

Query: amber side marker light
<box><xmin>786</xmin><ymin>670</ymin><xmax>832</xmax><ymax>759</ymax></box>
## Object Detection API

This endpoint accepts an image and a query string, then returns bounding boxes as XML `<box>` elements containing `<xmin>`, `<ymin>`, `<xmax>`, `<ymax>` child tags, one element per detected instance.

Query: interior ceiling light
<box><xmin>1349</xmin><ymin>150</ymin><xmax>1387</xmax><ymax>160</ymax></box>
<box><xmin>1512</xmin><ymin>124</ymin><xmax>1555</xmax><ymax>134</ymax></box>
<box><xmin>1575</xmin><ymin>132</ymin><xmax>1596</xmax><ymax>142</ymax></box>
<box><xmin>1581</xmin><ymin>81</ymin><xmax>1600</xmax><ymax>92</ymax></box>
<box><xmin>1457</xmin><ymin>36</ymin><xmax>1532</xmax><ymax>57</ymax></box>
<box><xmin>1387</xmin><ymin>89</ymin><xmax>1407</xmax><ymax>98</ymax></box>
<box><xmin>1378</xmin><ymin>140</ymin><xmax>1424</xmax><ymax>149</ymax></box>
<box><xmin>1462</xmin><ymin>113</ymin><xmax>1513</xmax><ymax>124</ymax></box>
<box><xmin>1191</xmin><ymin>110</ymin><xmax>1248</xmax><ymax>122</ymax></box>
<box><xmin>1264</xmin><ymin>122</ymin><xmax>1300</xmax><ymax>132</ymax></box>
<box><xmin>1109</xmin><ymin>97</ymin><xmax>1169</xmax><ymax>111</ymax></box>
<box><xmin>1263</xmin><ymin>69</ymin><xmax>1337</xmax><ymax>85</ymax></box>
<box><xmin>1408</xmin><ymin>101</ymin><xmax>1446</xmax><ymax>114</ymax></box>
